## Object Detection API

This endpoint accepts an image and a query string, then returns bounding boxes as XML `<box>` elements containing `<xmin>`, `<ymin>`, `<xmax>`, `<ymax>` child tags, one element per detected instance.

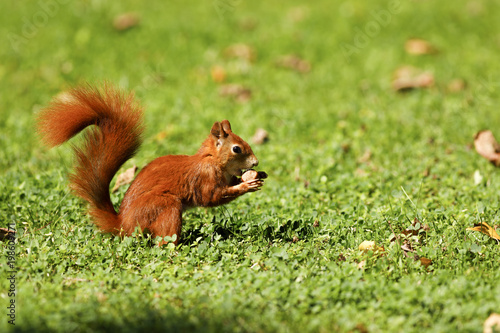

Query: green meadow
<box><xmin>1</xmin><ymin>1</ymin><xmax>500</xmax><ymax>332</ymax></box>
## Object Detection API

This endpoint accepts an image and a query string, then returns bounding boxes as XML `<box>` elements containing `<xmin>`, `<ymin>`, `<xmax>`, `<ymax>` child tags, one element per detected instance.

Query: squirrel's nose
<box><xmin>252</xmin><ymin>158</ymin><xmax>259</xmax><ymax>167</ymax></box>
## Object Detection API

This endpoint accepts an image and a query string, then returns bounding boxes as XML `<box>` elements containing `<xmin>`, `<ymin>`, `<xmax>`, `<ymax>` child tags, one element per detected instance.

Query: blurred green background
<box><xmin>1</xmin><ymin>1</ymin><xmax>500</xmax><ymax>332</ymax></box>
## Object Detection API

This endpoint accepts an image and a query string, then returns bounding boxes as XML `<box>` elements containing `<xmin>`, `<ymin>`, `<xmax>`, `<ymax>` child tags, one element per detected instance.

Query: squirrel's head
<box><xmin>208</xmin><ymin>120</ymin><xmax>258</xmax><ymax>177</ymax></box>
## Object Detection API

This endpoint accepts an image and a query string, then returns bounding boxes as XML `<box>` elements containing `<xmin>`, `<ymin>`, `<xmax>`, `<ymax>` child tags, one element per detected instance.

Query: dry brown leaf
<box><xmin>252</xmin><ymin>128</ymin><xmax>269</xmax><ymax>145</ymax></box>
<box><xmin>113</xmin><ymin>13</ymin><xmax>140</xmax><ymax>31</ymax></box>
<box><xmin>238</xmin><ymin>18</ymin><xmax>258</xmax><ymax>31</ymax></box>
<box><xmin>359</xmin><ymin>240</ymin><xmax>384</xmax><ymax>253</ymax></box>
<box><xmin>359</xmin><ymin>240</ymin><xmax>376</xmax><ymax>251</ymax></box>
<box><xmin>63</xmin><ymin>277</ymin><xmax>91</xmax><ymax>286</ymax></box>
<box><xmin>467</xmin><ymin>1</ymin><xmax>485</xmax><ymax>16</ymax></box>
<box><xmin>276</xmin><ymin>55</ymin><xmax>311</xmax><ymax>73</ymax></box>
<box><xmin>357</xmin><ymin>149</ymin><xmax>372</xmax><ymax>164</ymax></box>
<box><xmin>112</xmin><ymin>166</ymin><xmax>138</xmax><ymax>193</ymax></box>
<box><xmin>447</xmin><ymin>79</ymin><xmax>467</xmax><ymax>93</ymax></box>
<box><xmin>354</xmin><ymin>168</ymin><xmax>369</xmax><ymax>177</ymax></box>
<box><xmin>0</xmin><ymin>228</ymin><xmax>15</xmax><ymax>241</ymax></box>
<box><xmin>405</xmin><ymin>38</ymin><xmax>438</xmax><ymax>55</ymax></box>
<box><xmin>474</xmin><ymin>170</ymin><xmax>484</xmax><ymax>185</ymax></box>
<box><xmin>423</xmin><ymin>167</ymin><xmax>431</xmax><ymax>177</ymax></box>
<box><xmin>224</xmin><ymin>43</ymin><xmax>256</xmax><ymax>62</ymax></box>
<box><xmin>392</xmin><ymin>66</ymin><xmax>434</xmax><ymax>92</ymax></box>
<box><xmin>155</xmin><ymin>125</ymin><xmax>176</xmax><ymax>142</ymax></box>
<box><xmin>474</xmin><ymin>130</ymin><xmax>500</xmax><ymax>167</ymax></box>
<box><xmin>466</xmin><ymin>222</ymin><xmax>500</xmax><ymax>241</ymax></box>
<box><xmin>155</xmin><ymin>131</ymin><xmax>167</xmax><ymax>141</ymax></box>
<box><xmin>341</xmin><ymin>142</ymin><xmax>351</xmax><ymax>153</ymax></box>
<box><xmin>484</xmin><ymin>313</ymin><xmax>500</xmax><ymax>333</ymax></box>
<box><xmin>390</xmin><ymin>217</ymin><xmax>429</xmax><ymax>253</ymax></box>
<box><xmin>357</xmin><ymin>260</ymin><xmax>366</xmax><ymax>270</ymax></box>
<box><xmin>354</xmin><ymin>168</ymin><xmax>368</xmax><ymax>177</ymax></box>
<box><xmin>210</xmin><ymin>65</ymin><xmax>226</xmax><ymax>83</ymax></box>
<box><xmin>403</xmin><ymin>217</ymin><xmax>429</xmax><ymax>236</ymax></box>
<box><xmin>419</xmin><ymin>257</ymin><xmax>432</xmax><ymax>268</ymax></box>
<box><xmin>96</xmin><ymin>292</ymin><xmax>107</xmax><ymax>303</ymax></box>
<box><xmin>401</xmin><ymin>243</ymin><xmax>414</xmax><ymax>253</ymax></box>
<box><xmin>287</xmin><ymin>6</ymin><xmax>310</xmax><ymax>23</ymax></box>
<box><xmin>218</xmin><ymin>84</ymin><xmax>252</xmax><ymax>102</ymax></box>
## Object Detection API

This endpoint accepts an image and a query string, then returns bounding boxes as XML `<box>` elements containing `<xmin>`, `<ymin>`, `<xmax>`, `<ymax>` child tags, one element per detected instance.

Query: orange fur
<box><xmin>37</xmin><ymin>84</ymin><xmax>263</xmax><ymax>245</ymax></box>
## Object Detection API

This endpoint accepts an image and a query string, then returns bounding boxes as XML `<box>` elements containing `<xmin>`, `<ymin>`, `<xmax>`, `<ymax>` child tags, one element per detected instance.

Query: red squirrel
<box><xmin>37</xmin><ymin>84</ymin><xmax>265</xmax><ymax>245</ymax></box>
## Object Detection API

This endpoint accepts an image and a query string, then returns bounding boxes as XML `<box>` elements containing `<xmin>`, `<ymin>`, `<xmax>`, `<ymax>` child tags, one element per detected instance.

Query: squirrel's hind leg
<box><xmin>147</xmin><ymin>195</ymin><xmax>183</xmax><ymax>246</ymax></box>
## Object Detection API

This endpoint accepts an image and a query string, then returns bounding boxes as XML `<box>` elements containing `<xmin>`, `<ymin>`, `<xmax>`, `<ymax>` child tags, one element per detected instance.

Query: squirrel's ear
<box><xmin>221</xmin><ymin>120</ymin><xmax>232</xmax><ymax>134</ymax></box>
<box><xmin>211</xmin><ymin>120</ymin><xmax>231</xmax><ymax>140</ymax></box>
<box><xmin>211</xmin><ymin>121</ymin><xmax>222</xmax><ymax>138</ymax></box>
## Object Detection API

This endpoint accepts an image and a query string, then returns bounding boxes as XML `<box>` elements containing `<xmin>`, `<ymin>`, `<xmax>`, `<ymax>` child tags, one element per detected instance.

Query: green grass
<box><xmin>2</xmin><ymin>0</ymin><xmax>500</xmax><ymax>332</ymax></box>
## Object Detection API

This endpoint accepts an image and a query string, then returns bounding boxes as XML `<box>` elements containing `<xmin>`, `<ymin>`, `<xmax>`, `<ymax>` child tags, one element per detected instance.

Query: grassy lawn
<box><xmin>2</xmin><ymin>0</ymin><xmax>500</xmax><ymax>332</ymax></box>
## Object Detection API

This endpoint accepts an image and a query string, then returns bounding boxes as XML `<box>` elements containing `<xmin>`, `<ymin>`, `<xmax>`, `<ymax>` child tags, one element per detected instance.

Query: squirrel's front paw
<box><xmin>239</xmin><ymin>179</ymin><xmax>264</xmax><ymax>193</ymax></box>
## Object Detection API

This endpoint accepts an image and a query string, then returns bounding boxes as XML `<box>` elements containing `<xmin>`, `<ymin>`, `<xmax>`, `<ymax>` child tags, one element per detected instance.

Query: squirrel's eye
<box><xmin>232</xmin><ymin>146</ymin><xmax>242</xmax><ymax>154</ymax></box>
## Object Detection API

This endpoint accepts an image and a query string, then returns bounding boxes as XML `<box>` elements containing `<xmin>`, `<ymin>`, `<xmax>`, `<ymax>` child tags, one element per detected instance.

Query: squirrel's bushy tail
<box><xmin>37</xmin><ymin>84</ymin><xmax>144</xmax><ymax>233</ymax></box>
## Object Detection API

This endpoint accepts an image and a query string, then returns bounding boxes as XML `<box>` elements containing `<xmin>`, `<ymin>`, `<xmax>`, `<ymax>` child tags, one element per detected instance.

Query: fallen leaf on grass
<box><xmin>0</xmin><ymin>228</ymin><xmax>15</xmax><ymax>241</ymax></box>
<box><xmin>466</xmin><ymin>222</ymin><xmax>500</xmax><ymax>241</ymax></box>
<box><xmin>275</xmin><ymin>55</ymin><xmax>311</xmax><ymax>73</ymax></box>
<box><xmin>219</xmin><ymin>84</ymin><xmax>252</xmax><ymax>102</ymax></box>
<box><xmin>474</xmin><ymin>170</ymin><xmax>484</xmax><ymax>186</ymax></box>
<box><xmin>96</xmin><ymin>292</ymin><xmax>107</xmax><ymax>303</ymax></box>
<box><xmin>341</xmin><ymin>142</ymin><xmax>351</xmax><ymax>153</ymax></box>
<box><xmin>112</xmin><ymin>166</ymin><xmax>138</xmax><ymax>193</ymax></box>
<box><xmin>401</xmin><ymin>243</ymin><xmax>414</xmax><ymax>254</ymax></box>
<box><xmin>484</xmin><ymin>313</ymin><xmax>500</xmax><ymax>333</ymax></box>
<box><xmin>357</xmin><ymin>149</ymin><xmax>372</xmax><ymax>164</ymax></box>
<box><xmin>357</xmin><ymin>260</ymin><xmax>366</xmax><ymax>270</ymax></box>
<box><xmin>155</xmin><ymin>131</ymin><xmax>167</xmax><ymax>141</ymax></box>
<box><xmin>392</xmin><ymin>66</ymin><xmax>434</xmax><ymax>92</ymax></box>
<box><xmin>354</xmin><ymin>168</ymin><xmax>368</xmax><ymax>177</ymax></box>
<box><xmin>419</xmin><ymin>257</ymin><xmax>432</xmax><ymax>268</ymax></box>
<box><xmin>357</xmin><ymin>241</ymin><xmax>384</xmax><ymax>270</ymax></box>
<box><xmin>113</xmin><ymin>13</ymin><xmax>140</xmax><ymax>31</ymax></box>
<box><xmin>422</xmin><ymin>167</ymin><xmax>431</xmax><ymax>177</ymax></box>
<box><xmin>405</xmin><ymin>38</ymin><xmax>438</xmax><ymax>55</ymax></box>
<box><xmin>474</xmin><ymin>130</ymin><xmax>500</xmax><ymax>167</ymax></box>
<box><xmin>390</xmin><ymin>217</ymin><xmax>429</xmax><ymax>242</ymax></box>
<box><xmin>154</xmin><ymin>125</ymin><xmax>176</xmax><ymax>142</ymax></box>
<box><xmin>352</xmin><ymin>323</ymin><xmax>369</xmax><ymax>333</ymax></box>
<box><xmin>287</xmin><ymin>6</ymin><xmax>310</xmax><ymax>23</ymax></box>
<box><xmin>389</xmin><ymin>218</ymin><xmax>431</xmax><ymax>265</ymax></box>
<box><xmin>210</xmin><ymin>65</ymin><xmax>227</xmax><ymax>83</ymax></box>
<box><xmin>63</xmin><ymin>277</ymin><xmax>91</xmax><ymax>286</ymax></box>
<box><xmin>359</xmin><ymin>240</ymin><xmax>384</xmax><ymax>253</ymax></box>
<box><xmin>467</xmin><ymin>1</ymin><xmax>485</xmax><ymax>16</ymax></box>
<box><xmin>238</xmin><ymin>18</ymin><xmax>258</xmax><ymax>31</ymax></box>
<box><xmin>224</xmin><ymin>44</ymin><xmax>256</xmax><ymax>62</ymax></box>
<box><xmin>447</xmin><ymin>79</ymin><xmax>467</xmax><ymax>93</ymax></box>
<box><xmin>252</xmin><ymin>128</ymin><xmax>269</xmax><ymax>145</ymax></box>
